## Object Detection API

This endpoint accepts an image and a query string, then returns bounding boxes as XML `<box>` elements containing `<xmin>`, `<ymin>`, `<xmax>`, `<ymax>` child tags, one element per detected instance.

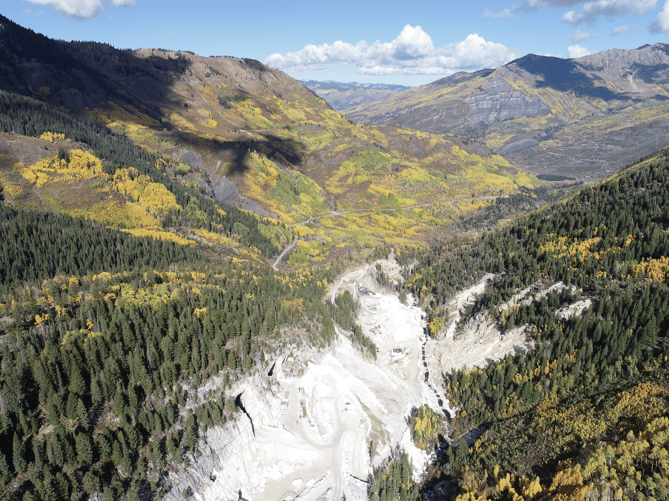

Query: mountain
<box><xmin>1</xmin><ymin>14</ymin><xmax>669</xmax><ymax>501</ymax></box>
<box><xmin>0</xmin><ymin>14</ymin><xmax>543</xmax><ymax>266</ymax></box>
<box><xmin>346</xmin><ymin>44</ymin><xmax>669</xmax><ymax>181</ymax></box>
<box><xmin>299</xmin><ymin>80</ymin><xmax>411</xmax><ymax>111</ymax></box>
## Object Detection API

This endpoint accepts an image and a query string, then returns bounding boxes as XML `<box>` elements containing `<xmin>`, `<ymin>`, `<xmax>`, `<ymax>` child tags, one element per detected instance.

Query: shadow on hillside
<box><xmin>0</xmin><ymin>13</ymin><xmax>192</xmax><ymax>121</ymax></box>
<box><xmin>513</xmin><ymin>54</ymin><xmax>633</xmax><ymax>102</ymax></box>
<box><xmin>173</xmin><ymin>131</ymin><xmax>306</xmax><ymax>175</ymax></box>
<box><xmin>0</xmin><ymin>16</ymin><xmax>310</xmax><ymax>176</ymax></box>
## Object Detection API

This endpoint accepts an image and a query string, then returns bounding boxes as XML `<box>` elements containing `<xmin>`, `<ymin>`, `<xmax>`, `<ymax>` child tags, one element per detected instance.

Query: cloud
<box><xmin>570</xmin><ymin>29</ymin><xmax>600</xmax><ymax>41</ymax></box>
<box><xmin>562</xmin><ymin>1</ymin><xmax>659</xmax><ymax>25</ymax></box>
<box><xmin>567</xmin><ymin>44</ymin><xmax>594</xmax><ymax>58</ymax></box>
<box><xmin>562</xmin><ymin>10</ymin><xmax>584</xmax><ymax>24</ymax></box>
<box><xmin>517</xmin><ymin>0</ymin><xmax>556</xmax><ymax>11</ymax></box>
<box><xmin>265</xmin><ymin>25</ymin><xmax>519</xmax><ymax>76</ymax></box>
<box><xmin>482</xmin><ymin>8</ymin><xmax>515</xmax><ymax>19</ymax></box>
<box><xmin>562</xmin><ymin>0</ymin><xmax>658</xmax><ymax>26</ymax></box>
<box><xmin>514</xmin><ymin>0</ymin><xmax>659</xmax><ymax>25</ymax></box>
<box><xmin>650</xmin><ymin>0</ymin><xmax>669</xmax><ymax>32</ymax></box>
<box><xmin>22</xmin><ymin>0</ymin><xmax>135</xmax><ymax>18</ymax></box>
<box><xmin>23</xmin><ymin>8</ymin><xmax>44</xmax><ymax>15</ymax></box>
<box><xmin>610</xmin><ymin>24</ymin><xmax>639</xmax><ymax>35</ymax></box>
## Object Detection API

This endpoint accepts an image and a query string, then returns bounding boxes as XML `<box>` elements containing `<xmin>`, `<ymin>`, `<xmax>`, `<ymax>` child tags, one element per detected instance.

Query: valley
<box><xmin>345</xmin><ymin>44</ymin><xmax>669</xmax><ymax>181</ymax></box>
<box><xmin>0</xmin><ymin>14</ymin><xmax>543</xmax><ymax>263</ymax></box>
<box><xmin>0</xmin><ymin>12</ymin><xmax>669</xmax><ymax>501</ymax></box>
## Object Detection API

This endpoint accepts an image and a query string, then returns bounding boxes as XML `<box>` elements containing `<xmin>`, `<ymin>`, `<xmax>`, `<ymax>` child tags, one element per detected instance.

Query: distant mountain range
<box><xmin>344</xmin><ymin>44</ymin><xmax>669</xmax><ymax>180</ymax></box>
<box><xmin>300</xmin><ymin>80</ymin><xmax>411</xmax><ymax>111</ymax></box>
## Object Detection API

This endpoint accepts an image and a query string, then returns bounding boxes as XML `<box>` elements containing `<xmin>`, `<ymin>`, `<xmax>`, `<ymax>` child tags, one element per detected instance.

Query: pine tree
<box><xmin>69</xmin><ymin>364</ymin><xmax>86</xmax><ymax>396</ymax></box>
<box><xmin>227</xmin><ymin>350</ymin><xmax>237</xmax><ymax>370</ymax></box>
<box><xmin>12</xmin><ymin>432</ymin><xmax>26</xmax><ymax>474</ymax></box>
<box><xmin>455</xmin><ymin>438</ymin><xmax>469</xmax><ymax>467</ymax></box>
<box><xmin>0</xmin><ymin>449</ymin><xmax>11</xmax><ymax>487</ymax></box>
<box><xmin>76</xmin><ymin>433</ymin><xmax>93</xmax><ymax>467</ymax></box>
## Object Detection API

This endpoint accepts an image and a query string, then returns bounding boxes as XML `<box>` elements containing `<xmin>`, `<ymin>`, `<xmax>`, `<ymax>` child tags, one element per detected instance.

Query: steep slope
<box><xmin>387</xmin><ymin>146</ymin><xmax>669</xmax><ymax>499</ymax></box>
<box><xmin>347</xmin><ymin>45</ymin><xmax>669</xmax><ymax>181</ymax></box>
<box><xmin>300</xmin><ymin>80</ymin><xmax>411</xmax><ymax>112</ymax></box>
<box><xmin>0</xmin><ymin>92</ymin><xmax>291</xmax><ymax>263</ymax></box>
<box><xmin>0</xmin><ymin>14</ymin><xmax>543</xmax><ymax>265</ymax></box>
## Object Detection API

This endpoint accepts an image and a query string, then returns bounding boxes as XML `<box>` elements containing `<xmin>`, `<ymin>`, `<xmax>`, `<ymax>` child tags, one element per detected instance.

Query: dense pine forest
<box><xmin>390</xmin><ymin>149</ymin><xmax>669</xmax><ymax>499</ymax></box>
<box><xmin>0</xmin><ymin>198</ymin><xmax>371</xmax><ymax>501</ymax></box>
<box><xmin>0</xmin><ymin>91</ymin><xmax>375</xmax><ymax>500</ymax></box>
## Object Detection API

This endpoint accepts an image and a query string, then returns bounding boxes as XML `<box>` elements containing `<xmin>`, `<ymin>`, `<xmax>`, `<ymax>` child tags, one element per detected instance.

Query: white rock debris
<box><xmin>163</xmin><ymin>262</ymin><xmax>536</xmax><ymax>501</ymax></box>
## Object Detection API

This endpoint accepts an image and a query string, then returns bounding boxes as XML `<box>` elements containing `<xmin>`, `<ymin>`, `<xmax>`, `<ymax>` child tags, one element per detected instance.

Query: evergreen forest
<box><xmin>1</xmin><ymin>13</ymin><xmax>669</xmax><ymax>501</ymax></box>
<box><xmin>389</xmin><ymin>149</ymin><xmax>669</xmax><ymax>499</ymax></box>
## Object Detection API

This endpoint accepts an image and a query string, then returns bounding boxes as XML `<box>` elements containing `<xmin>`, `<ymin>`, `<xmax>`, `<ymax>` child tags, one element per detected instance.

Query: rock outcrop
<box><xmin>346</xmin><ymin>44</ymin><xmax>669</xmax><ymax>180</ymax></box>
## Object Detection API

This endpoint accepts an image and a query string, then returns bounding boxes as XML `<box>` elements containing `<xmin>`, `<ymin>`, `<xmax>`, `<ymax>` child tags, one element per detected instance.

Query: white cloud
<box><xmin>265</xmin><ymin>25</ymin><xmax>519</xmax><ymax>76</ymax></box>
<box><xmin>610</xmin><ymin>24</ymin><xmax>638</xmax><ymax>35</ymax></box>
<box><xmin>570</xmin><ymin>29</ymin><xmax>600</xmax><ymax>41</ymax></box>
<box><xmin>22</xmin><ymin>0</ymin><xmax>135</xmax><ymax>18</ymax></box>
<box><xmin>562</xmin><ymin>10</ymin><xmax>584</xmax><ymax>24</ymax></box>
<box><xmin>517</xmin><ymin>0</ymin><xmax>555</xmax><ymax>11</ymax></box>
<box><xmin>23</xmin><ymin>8</ymin><xmax>44</xmax><ymax>15</ymax></box>
<box><xmin>650</xmin><ymin>0</ymin><xmax>669</xmax><ymax>32</ymax></box>
<box><xmin>567</xmin><ymin>44</ymin><xmax>594</xmax><ymax>58</ymax></box>
<box><xmin>515</xmin><ymin>0</ymin><xmax>659</xmax><ymax>25</ymax></box>
<box><xmin>482</xmin><ymin>8</ymin><xmax>515</xmax><ymax>19</ymax></box>
<box><xmin>563</xmin><ymin>0</ymin><xmax>659</xmax><ymax>25</ymax></box>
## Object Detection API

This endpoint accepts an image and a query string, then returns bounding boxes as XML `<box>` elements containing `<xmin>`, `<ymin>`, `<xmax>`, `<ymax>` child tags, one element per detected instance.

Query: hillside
<box><xmin>1</xmin><ymin>13</ymin><xmax>668</xmax><ymax>501</ymax></box>
<box><xmin>299</xmin><ymin>80</ymin><xmax>411</xmax><ymax>112</ymax></box>
<box><xmin>0</xmin><ymin>14</ymin><xmax>550</xmax><ymax>266</ymax></box>
<box><xmin>384</xmin><ymin>146</ymin><xmax>669</xmax><ymax>499</ymax></box>
<box><xmin>346</xmin><ymin>44</ymin><xmax>669</xmax><ymax>181</ymax></box>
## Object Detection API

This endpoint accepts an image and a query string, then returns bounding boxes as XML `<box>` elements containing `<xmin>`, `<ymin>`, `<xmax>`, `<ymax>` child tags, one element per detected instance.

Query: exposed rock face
<box><xmin>163</xmin><ymin>377</ymin><xmax>282</xmax><ymax>501</ymax></box>
<box><xmin>176</xmin><ymin>149</ymin><xmax>276</xmax><ymax>219</ymax></box>
<box><xmin>346</xmin><ymin>44</ymin><xmax>669</xmax><ymax>180</ymax></box>
<box><xmin>461</xmin><ymin>77</ymin><xmax>550</xmax><ymax>136</ymax></box>
<box><xmin>211</xmin><ymin>175</ymin><xmax>239</xmax><ymax>204</ymax></box>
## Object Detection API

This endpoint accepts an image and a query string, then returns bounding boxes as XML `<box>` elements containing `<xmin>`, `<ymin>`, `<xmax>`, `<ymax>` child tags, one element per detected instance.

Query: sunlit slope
<box><xmin>61</xmin><ymin>47</ymin><xmax>541</xmax><ymax>259</ymax></box>
<box><xmin>0</xmin><ymin>13</ymin><xmax>543</xmax><ymax>264</ymax></box>
<box><xmin>0</xmin><ymin>123</ymin><xmax>289</xmax><ymax>264</ymax></box>
<box><xmin>347</xmin><ymin>45</ymin><xmax>669</xmax><ymax>180</ymax></box>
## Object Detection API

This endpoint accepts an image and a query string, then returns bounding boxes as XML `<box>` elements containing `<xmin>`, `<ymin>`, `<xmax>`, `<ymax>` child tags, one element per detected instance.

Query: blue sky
<box><xmin>2</xmin><ymin>0</ymin><xmax>668</xmax><ymax>85</ymax></box>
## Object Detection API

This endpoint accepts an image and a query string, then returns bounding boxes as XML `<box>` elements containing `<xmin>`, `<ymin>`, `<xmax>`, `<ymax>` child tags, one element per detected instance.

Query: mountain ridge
<box><xmin>0</xmin><ymin>13</ymin><xmax>543</xmax><ymax>266</ymax></box>
<box><xmin>346</xmin><ymin>43</ymin><xmax>669</xmax><ymax>180</ymax></box>
<box><xmin>300</xmin><ymin>79</ymin><xmax>412</xmax><ymax>112</ymax></box>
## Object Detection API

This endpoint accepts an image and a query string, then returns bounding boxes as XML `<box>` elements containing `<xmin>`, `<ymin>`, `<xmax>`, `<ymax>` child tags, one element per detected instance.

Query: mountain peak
<box><xmin>346</xmin><ymin>44</ymin><xmax>669</xmax><ymax>181</ymax></box>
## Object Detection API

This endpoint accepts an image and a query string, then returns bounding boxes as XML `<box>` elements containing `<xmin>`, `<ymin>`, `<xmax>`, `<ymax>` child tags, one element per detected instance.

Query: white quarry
<box><xmin>163</xmin><ymin>259</ymin><xmax>536</xmax><ymax>501</ymax></box>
